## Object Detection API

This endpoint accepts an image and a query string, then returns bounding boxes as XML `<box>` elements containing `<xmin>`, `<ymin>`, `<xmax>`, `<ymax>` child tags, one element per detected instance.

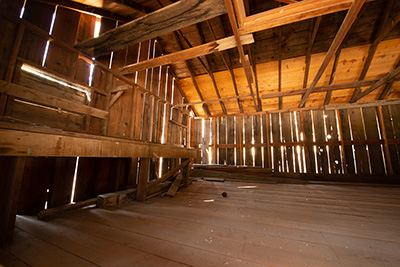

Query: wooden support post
<box><xmin>335</xmin><ymin>109</ymin><xmax>348</xmax><ymax>174</ymax></box>
<box><xmin>137</xmin><ymin>158</ymin><xmax>150</xmax><ymax>202</ymax></box>
<box><xmin>182</xmin><ymin>158</ymin><xmax>191</xmax><ymax>188</ymax></box>
<box><xmin>102</xmin><ymin>72</ymin><xmax>113</xmax><ymax>134</ymax></box>
<box><xmin>377</xmin><ymin>106</ymin><xmax>393</xmax><ymax>175</ymax></box>
<box><xmin>0</xmin><ymin>157</ymin><xmax>25</xmax><ymax>247</ymax></box>
<box><xmin>265</xmin><ymin>114</ymin><xmax>272</xmax><ymax>169</ymax></box>
<box><xmin>213</xmin><ymin>118</ymin><xmax>217</xmax><ymax>164</ymax></box>
<box><xmin>278</xmin><ymin>27</ymin><xmax>283</xmax><ymax>110</ymax></box>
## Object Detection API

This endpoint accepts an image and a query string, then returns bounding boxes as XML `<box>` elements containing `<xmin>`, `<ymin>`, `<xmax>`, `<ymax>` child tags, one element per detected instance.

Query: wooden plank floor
<box><xmin>2</xmin><ymin>180</ymin><xmax>400</xmax><ymax>267</ymax></box>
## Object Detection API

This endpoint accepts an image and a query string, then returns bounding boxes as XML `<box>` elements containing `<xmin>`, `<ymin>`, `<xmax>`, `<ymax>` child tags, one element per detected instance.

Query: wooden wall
<box><xmin>193</xmin><ymin>104</ymin><xmax>400</xmax><ymax>180</ymax></box>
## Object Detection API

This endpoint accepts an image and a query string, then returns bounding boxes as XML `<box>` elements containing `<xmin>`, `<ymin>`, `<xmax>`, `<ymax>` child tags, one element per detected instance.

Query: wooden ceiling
<box><xmin>68</xmin><ymin>0</ymin><xmax>400</xmax><ymax>116</ymax></box>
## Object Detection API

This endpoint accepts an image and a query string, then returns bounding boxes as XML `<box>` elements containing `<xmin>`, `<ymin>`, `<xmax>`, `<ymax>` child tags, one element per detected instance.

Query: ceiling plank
<box><xmin>108</xmin><ymin>0</ymin><xmax>154</xmax><ymax>15</ymax></box>
<box><xmin>350</xmin><ymin>2</ymin><xmax>400</xmax><ymax>101</ymax></box>
<box><xmin>273</xmin><ymin>0</ymin><xmax>299</xmax><ymax>4</ymax></box>
<box><xmin>298</xmin><ymin>0</ymin><xmax>366</xmax><ymax>108</ymax></box>
<box><xmin>74</xmin><ymin>0</ymin><xmax>227</xmax><ymax>57</ymax></box>
<box><xmin>119</xmin><ymin>34</ymin><xmax>254</xmax><ymax>75</ymax></box>
<box><xmin>224</xmin><ymin>0</ymin><xmax>259</xmax><ymax>111</ymax></box>
<box><xmin>240</xmin><ymin>0</ymin><xmax>373</xmax><ymax>36</ymax></box>
<box><xmin>350</xmin><ymin>63</ymin><xmax>400</xmax><ymax>102</ymax></box>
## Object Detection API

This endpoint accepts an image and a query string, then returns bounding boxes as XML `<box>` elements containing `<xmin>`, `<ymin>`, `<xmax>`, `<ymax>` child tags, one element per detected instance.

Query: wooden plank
<box><xmin>0</xmin><ymin>157</ymin><xmax>25</xmax><ymax>246</ymax></box>
<box><xmin>349</xmin><ymin>108</ymin><xmax>370</xmax><ymax>174</ymax></box>
<box><xmin>241</xmin><ymin>0</ymin><xmax>370</xmax><ymax>35</ymax></box>
<box><xmin>325</xmin><ymin>110</ymin><xmax>342</xmax><ymax>174</ymax></box>
<box><xmin>137</xmin><ymin>158</ymin><xmax>150</xmax><ymax>202</ymax></box>
<box><xmin>47</xmin><ymin>157</ymin><xmax>76</xmax><ymax>208</ymax></box>
<box><xmin>378</xmin><ymin>106</ymin><xmax>394</xmax><ymax>175</ymax></box>
<box><xmin>224</xmin><ymin>0</ymin><xmax>259</xmax><ymax>111</ymax></box>
<box><xmin>298</xmin><ymin>0</ymin><xmax>366</xmax><ymax>108</ymax></box>
<box><xmin>0</xmin><ymin>127</ymin><xmax>199</xmax><ymax>158</ymax></box>
<box><xmin>120</xmin><ymin>34</ymin><xmax>254</xmax><ymax>75</ymax></box>
<box><xmin>281</xmin><ymin>112</ymin><xmax>293</xmax><ymax>172</ymax></box>
<box><xmin>18</xmin><ymin>157</ymin><xmax>53</xmax><ymax>215</ymax></box>
<box><xmin>301</xmin><ymin>111</ymin><xmax>316</xmax><ymax>173</ymax></box>
<box><xmin>75</xmin><ymin>0</ymin><xmax>227</xmax><ymax>57</ymax></box>
<box><xmin>226</xmin><ymin>116</ymin><xmax>235</xmax><ymax>165</ymax></box>
<box><xmin>146</xmin><ymin>159</ymin><xmax>190</xmax><ymax>191</ymax></box>
<box><xmin>362</xmin><ymin>107</ymin><xmax>385</xmax><ymax>175</ymax></box>
<box><xmin>351</xmin><ymin>65</ymin><xmax>400</xmax><ymax>103</ymax></box>
<box><xmin>165</xmin><ymin>174</ymin><xmax>183</xmax><ymax>197</ymax></box>
<box><xmin>263</xmin><ymin>114</ymin><xmax>271</xmax><ymax>168</ymax></box>
<box><xmin>218</xmin><ymin>117</ymin><xmax>227</xmax><ymax>164</ymax></box>
<box><xmin>270</xmin><ymin>113</ymin><xmax>281</xmax><ymax>172</ymax></box>
<box><xmin>243</xmin><ymin>116</ymin><xmax>253</xmax><ymax>166</ymax></box>
<box><xmin>0</xmin><ymin>80</ymin><xmax>107</xmax><ymax>119</ymax></box>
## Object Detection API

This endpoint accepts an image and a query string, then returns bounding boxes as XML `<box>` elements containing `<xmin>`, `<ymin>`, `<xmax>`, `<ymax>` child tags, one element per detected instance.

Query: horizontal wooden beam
<box><xmin>0</xmin><ymin>80</ymin><xmax>108</xmax><ymax>119</ymax></box>
<box><xmin>240</xmin><ymin>0</ymin><xmax>373</xmax><ymax>35</ymax></box>
<box><xmin>0</xmin><ymin>128</ymin><xmax>199</xmax><ymax>158</ymax></box>
<box><xmin>119</xmin><ymin>34</ymin><xmax>255</xmax><ymax>75</ymax></box>
<box><xmin>325</xmin><ymin>98</ymin><xmax>400</xmax><ymax>110</ymax></box>
<box><xmin>75</xmin><ymin>0</ymin><xmax>227</xmax><ymax>57</ymax></box>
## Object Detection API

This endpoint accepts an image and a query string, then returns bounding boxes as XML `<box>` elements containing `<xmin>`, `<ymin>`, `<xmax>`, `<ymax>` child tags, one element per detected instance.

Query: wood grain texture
<box><xmin>75</xmin><ymin>0</ymin><xmax>227</xmax><ymax>57</ymax></box>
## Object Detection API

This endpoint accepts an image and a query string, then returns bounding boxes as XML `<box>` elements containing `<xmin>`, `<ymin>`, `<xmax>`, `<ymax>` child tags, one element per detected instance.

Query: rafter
<box><xmin>193</xmin><ymin>24</ymin><xmax>227</xmax><ymax>114</ymax></box>
<box><xmin>323</xmin><ymin>50</ymin><xmax>341</xmax><ymax>105</ymax></box>
<box><xmin>215</xmin><ymin>17</ymin><xmax>244</xmax><ymax>113</ymax></box>
<box><xmin>303</xmin><ymin>16</ymin><xmax>322</xmax><ymax>89</ymax></box>
<box><xmin>173</xmin><ymin>32</ymin><xmax>211</xmax><ymax>116</ymax></box>
<box><xmin>75</xmin><ymin>0</ymin><xmax>227</xmax><ymax>57</ymax></box>
<box><xmin>350</xmin><ymin>63</ymin><xmax>400</xmax><ymax>103</ymax></box>
<box><xmin>350</xmin><ymin>2</ymin><xmax>400</xmax><ymax>102</ymax></box>
<box><xmin>224</xmin><ymin>0</ymin><xmax>259</xmax><ymax>111</ymax></box>
<box><xmin>298</xmin><ymin>0</ymin><xmax>366</xmax><ymax>108</ymax></box>
<box><xmin>240</xmin><ymin>0</ymin><xmax>373</xmax><ymax>36</ymax></box>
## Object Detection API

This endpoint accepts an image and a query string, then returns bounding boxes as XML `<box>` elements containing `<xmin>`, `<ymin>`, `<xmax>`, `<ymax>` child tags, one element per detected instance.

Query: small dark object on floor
<box><xmin>222</xmin><ymin>192</ymin><xmax>227</xmax><ymax>197</ymax></box>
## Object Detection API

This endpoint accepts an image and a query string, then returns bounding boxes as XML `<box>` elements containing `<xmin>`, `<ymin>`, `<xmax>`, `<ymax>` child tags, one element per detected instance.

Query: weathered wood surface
<box><xmin>37</xmin><ymin>198</ymin><xmax>97</xmax><ymax>221</ymax></box>
<box><xmin>6</xmin><ymin>181</ymin><xmax>400</xmax><ymax>265</ymax></box>
<box><xmin>75</xmin><ymin>0</ymin><xmax>227</xmax><ymax>57</ymax></box>
<box><xmin>0</xmin><ymin>80</ymin><xmax>107</xmax><ymax>119</ymax></box>
<box><xmin>0</xmin><ymin>127</ymin><xmax>198</xmax><ymax>158</ymax></box>
<box><xmin>120</xmin><ymin>34</ymin><xmax>254</xmax><ymax>75</ymax></box>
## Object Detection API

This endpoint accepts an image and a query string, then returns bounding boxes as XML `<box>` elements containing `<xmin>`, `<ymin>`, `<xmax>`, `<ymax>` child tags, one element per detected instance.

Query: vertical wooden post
<box><xmin>377</xmin><ymin>106</ymin><xmax>393</xmax><ymax>175</ymax></box>
<box><xmin>102</xmin><ymin>72</ymin><xmax>113</xmax><ymax>134</ymax></box>
<box><xmin>0</xmin><ymin>157</ymin><xmax>26</xmax><ymax>247</ymax></box>
<box><xmin>265</xmin><ymin>113</ymin><xmax>272</xmax><ymax>169</ymax></box>
<box><xmin>137</xmin><ymin>158</ymin><xmax>150</xmax><ymax>202</ymax></box>
<box><xmin>335</xmin><ymin>109</ymin><xmax>348</xmax><ymax>174</ymax></box>
<box><xmin>299</xmin><ymin>111</ymin><xmax>311</xmax><ymax>173</ymax></box>
<box><xmin>239</xmin><ymin>115</ymin><xmax>243</xmax><ymax>165</ymax></box>
<box><xmin>213</xmin><ymin>118</ymin><xmax>217</xmax><ymax>164</ymax></box>
<box><xmin>182</xmin><ymin>158</ymin><xmax>191</xmax><ymax>188</ymax></box>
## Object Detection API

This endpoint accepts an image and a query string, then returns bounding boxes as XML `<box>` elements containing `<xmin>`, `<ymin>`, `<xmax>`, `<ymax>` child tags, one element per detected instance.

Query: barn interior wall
<box><xmin>0</xmin><ymin>0</ymin><xmax>193</xmax><ymax>246</ymax></box>
<box><xmin>193</xmin><ymin>104</ymin><xmax>400</xmax><ymax>179</ymax></box>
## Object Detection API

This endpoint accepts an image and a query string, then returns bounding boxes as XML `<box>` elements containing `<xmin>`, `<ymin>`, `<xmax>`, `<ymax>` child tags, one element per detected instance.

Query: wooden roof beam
<box><xmin>119</xmin><ymin>34</ymin><xmax>255</xmax><ymax>74</ymax></box>
<box><xmin>109</xmin><ymin>0</ymin><xmax>154</xmax><ymax>15</ymax></box>
<box><xmin>74</xmin><ymin>0</ymin><xmax>227</xmax><ymax>57</ymax></box>
<box><xmin>298</xmin><ymin>0</ymin><xmax>366</xmax><ymax>108</ymax></box>
<box><xmin>172</xmin><ymin>32</ymin><xmax>211</xmax><ymax>117</ymax></box>
<box><xmin>350</xmin><ymin>63</ymin><xmax>400</xmax><ymax>103</ymax></box>
<box><xmin>224</xmin><ymin>0</ymin><xmax>259</xmax><ymax>112</ymax></box>
<box><xmin>240</xmin><ymin>0</ymin><xmax>374</xmax><ymax>36</ymax></box>
<box><xmin>193</xmin><ymin>25</ymin><xmax>227</xmax><ymax>114</ymax></box>
<box><xmin>213</xmin><ymin>17</ymin><xmax>244</xmax><ymax>113</ymax></box>
<box><xmin>350</xmin><ymin>2</ymin><xmax>400</xmax><ymax>102</ymax></box>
